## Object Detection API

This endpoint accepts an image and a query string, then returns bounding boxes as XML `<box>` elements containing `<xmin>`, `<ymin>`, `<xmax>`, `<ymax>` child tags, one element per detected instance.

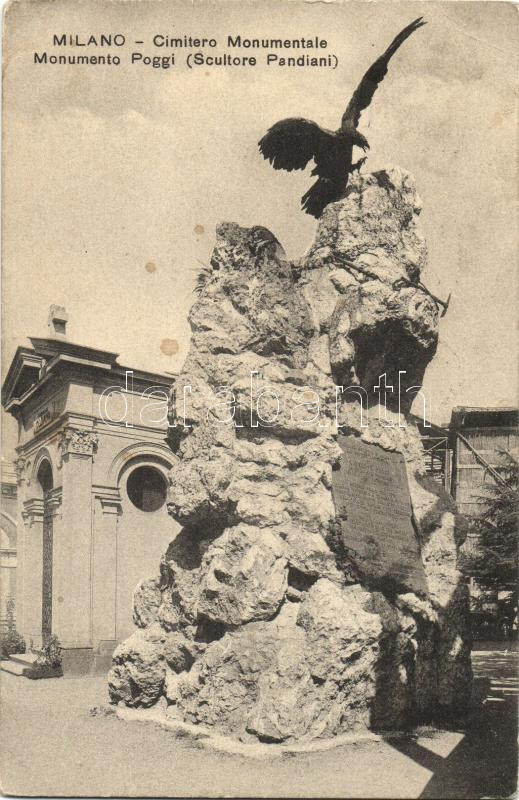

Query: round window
<box><xmin>126</xmin><ymin>466</ymin><xmax>167</xmax><ymax>512</ymax></box>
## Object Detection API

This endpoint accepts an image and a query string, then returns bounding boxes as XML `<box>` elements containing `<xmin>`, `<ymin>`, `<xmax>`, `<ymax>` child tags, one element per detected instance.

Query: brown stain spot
<box><xmin>58</xmin><ymin>596</ymin><xmax>64</xmax><ymax>604</ymax></box>
<box><xmin>194</xmin><ymin>224</ymin><xmax>204</xmax><ymax>235</ymax></box>
<box><xmin>491</xmin><ymin>108</ymin><xmax>513</xmax><ymax>129</ymax></box>
<box><xmin>160</xmin><ymin>338</ymin><xmax>179</xmax><ymax>356</ymax></box>
<box><xmin>300</xmin><ymin>391</ymin><xmax>318</xmax><ymax>404</ymax></box>
<box><xmin>145</xmin><ymin>261</ymin><xmax>157</xmax><ymax>273</ymax></box>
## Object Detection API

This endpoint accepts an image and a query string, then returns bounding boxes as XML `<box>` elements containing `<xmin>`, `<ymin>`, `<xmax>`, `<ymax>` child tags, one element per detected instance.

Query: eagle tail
<box><xmin>301</xmin><ymin>177</ymin><xmax>345</xmax><ymax>218</ymax></box>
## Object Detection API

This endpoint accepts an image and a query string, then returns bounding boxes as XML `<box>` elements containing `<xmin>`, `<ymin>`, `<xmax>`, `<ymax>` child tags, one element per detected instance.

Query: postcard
<box><xmin>1</xmin><ymin>1</ymin><xmax>517</xmax><ymax>797</ymax></box>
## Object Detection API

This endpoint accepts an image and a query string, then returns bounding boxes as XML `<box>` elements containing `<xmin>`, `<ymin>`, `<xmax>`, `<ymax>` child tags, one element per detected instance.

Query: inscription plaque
<box><xmin>332</xmin><ymin>435</ymin><xmax>428</xmax><ymax>596</ymax></box>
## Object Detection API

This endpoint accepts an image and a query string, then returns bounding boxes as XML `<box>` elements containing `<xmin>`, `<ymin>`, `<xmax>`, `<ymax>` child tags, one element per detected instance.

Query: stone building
<box><xmin>448</xmin><ymin>406</ymin><xmax>518</xmax><ymax>516</ymax></box>
<box><xmin>449</xmin><ymin>406</ymin><xmax>518</xmax><ymax>627</ymax></box>
<box><xmin>1</xmin><ymin>307</ymin><xmax>179</xmax><ymax>673</ymax></box>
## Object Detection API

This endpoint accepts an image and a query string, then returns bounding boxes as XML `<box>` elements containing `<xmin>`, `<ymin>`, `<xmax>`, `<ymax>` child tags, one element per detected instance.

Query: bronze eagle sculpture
<box><xmin>258</xmin><ymin>17</ymin><xmax>426</xmax><ymax>218</ymax></box>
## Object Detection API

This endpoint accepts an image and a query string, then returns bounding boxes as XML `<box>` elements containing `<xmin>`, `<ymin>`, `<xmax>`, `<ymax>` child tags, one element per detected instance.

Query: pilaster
<box><xmin>20</xmin><ymin>498</ymin><xmax>44</xmax><ymax>647</ymax></box>
<box><xmin>56</xmin><ymin>427</ymin><xmax>97</xmax><ymax>648</ymax></box>
<box><xmin>92</xmin><ymin>487</ymin><xmax>121</xmax><ymax>650</ymax></box>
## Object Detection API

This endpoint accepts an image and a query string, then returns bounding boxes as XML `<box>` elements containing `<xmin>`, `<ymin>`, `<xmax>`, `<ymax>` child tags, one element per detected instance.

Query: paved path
<box><xmin>408</xmin><ymin>646</ymin><xmax>518</xmax><ymax>798</ymax></box>
<box><xmin>1</xmin><ymin>647</ymin><xmax>516</xmax><ymax>798</ymax></box>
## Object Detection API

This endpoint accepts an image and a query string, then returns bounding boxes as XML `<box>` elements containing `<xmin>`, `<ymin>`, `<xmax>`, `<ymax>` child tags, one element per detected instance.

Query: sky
<box><xmin>2</xmin><ymin>0</ymin><xmax>518</xmax><ymax>457</ymax></box>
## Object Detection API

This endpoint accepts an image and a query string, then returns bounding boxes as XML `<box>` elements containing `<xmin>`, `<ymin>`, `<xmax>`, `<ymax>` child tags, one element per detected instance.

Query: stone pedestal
<box><xmin>108</xmin><ymin>168</ymin><xmax>472</xmax><ymax>743</ymax></box>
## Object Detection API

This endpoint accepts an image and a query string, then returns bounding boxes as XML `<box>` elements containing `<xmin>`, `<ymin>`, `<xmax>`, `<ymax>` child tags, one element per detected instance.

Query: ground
<box><xmin>1</xmin><ymin>645</ymin><xmax>517</xmax><ymax>798</ymax></box>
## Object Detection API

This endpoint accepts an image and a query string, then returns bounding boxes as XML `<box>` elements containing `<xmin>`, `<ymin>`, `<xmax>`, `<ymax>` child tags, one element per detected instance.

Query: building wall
<box><xmin>453</xmin><ymin>426</ymin><xmax>519</xmax><ymax>516</ymax></box>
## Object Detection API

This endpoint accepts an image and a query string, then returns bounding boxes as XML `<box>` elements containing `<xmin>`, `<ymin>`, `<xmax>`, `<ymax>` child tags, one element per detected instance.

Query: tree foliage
<box><xmin>469</xmin><ymin>449</ymin><xmax>519</xmax><ymax>586</ymax></box>
<box><xmin>0</xmin><ymin>597</ymin><xmax>26</xmax><ymax>658</ymax></box>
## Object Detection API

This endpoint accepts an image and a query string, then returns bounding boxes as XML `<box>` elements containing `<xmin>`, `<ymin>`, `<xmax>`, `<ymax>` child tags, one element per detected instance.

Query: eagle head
<box><xmin>352</xmin><ymin>130</ymin><xmax>370</xmax><ymax>152</ymax></box>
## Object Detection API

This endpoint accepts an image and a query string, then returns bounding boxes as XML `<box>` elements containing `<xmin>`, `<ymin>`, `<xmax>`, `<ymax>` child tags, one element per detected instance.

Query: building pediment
<box><xmin>2</xmin><ymin>338</ymin><xmax>121</xmax><ymax>416</ymax></box>
<box><xmin>1</xmin><ymin>348</ymin><xmax>46</xmax><ymax>411</ymax></box>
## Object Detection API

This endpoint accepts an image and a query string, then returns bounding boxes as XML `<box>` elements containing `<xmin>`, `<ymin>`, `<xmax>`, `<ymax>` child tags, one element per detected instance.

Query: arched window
<box><xmin>126</xmin><ymin>465</ymin><xmax>167</xmax><ymax>513</ymax></box>
<box><xmin>37</xmin><ymin>460</ymin><xmax>53</xmax><ymax>495</ymax></box>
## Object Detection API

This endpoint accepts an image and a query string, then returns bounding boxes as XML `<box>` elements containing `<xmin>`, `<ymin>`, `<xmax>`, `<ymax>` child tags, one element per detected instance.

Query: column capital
<box><xmin>58</xmin><ymin>427</ymin><xmax>98</xmax><ymax>467</ymax></box>
<box><xmin>15</xmin><ymin>455</ymin><xmax>31</xmax><ymax>486</ymax></box>
<box><xmin>22</xmin><ymin>498</ymin><xmax>44</xmax><ymax>527</ymax></box>
<box><xmin>93</xmin><ymin>485</ymin><xmax>122</xmax><ymax>515</ymax></box>
<box><xmin>45</xmin><ymin>488</ymin><xmax>63</xmax><ymax>518</ymax></box>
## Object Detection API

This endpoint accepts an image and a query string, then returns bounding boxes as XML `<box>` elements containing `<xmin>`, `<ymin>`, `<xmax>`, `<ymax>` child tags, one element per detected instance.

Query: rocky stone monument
<box><xmin>108</xmin><ymin>167</ymin><xmax>472</xmax><ymax>744</ymax></box>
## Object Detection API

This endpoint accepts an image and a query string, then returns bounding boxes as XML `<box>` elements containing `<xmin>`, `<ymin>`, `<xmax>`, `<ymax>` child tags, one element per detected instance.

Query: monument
<box><xmin>107</xmin><ymin>167</ymin><xmax>472</xmax><ymax>744</ymax></box>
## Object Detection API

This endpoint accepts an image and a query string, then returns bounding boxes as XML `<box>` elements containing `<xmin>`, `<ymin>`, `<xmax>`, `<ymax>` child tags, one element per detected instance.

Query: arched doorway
<box><xmin>37</xmin><ymin>460</ymin><xmax>53</xmax><ymax>639</ymax></box>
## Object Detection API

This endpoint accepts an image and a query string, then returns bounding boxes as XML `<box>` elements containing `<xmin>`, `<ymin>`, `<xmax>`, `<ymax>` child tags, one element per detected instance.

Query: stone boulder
<box><xmin>109</xmin><ymin>167</ymin><xmax>472</xmax><ymax>742</ymax></box>
<box><xmin>197</xmin><ymin>524</ymin><xmax>288</xmax><ymax>626</ymax></box>
<box><xmin>133</xmin><ymin>577</ymin><xmax>161</xmax><ymax>628</ymax></box>
<box><xmin>108</xmin><ymin>625</ymin><xmax>166</xmax><ymax>708</ymax></box>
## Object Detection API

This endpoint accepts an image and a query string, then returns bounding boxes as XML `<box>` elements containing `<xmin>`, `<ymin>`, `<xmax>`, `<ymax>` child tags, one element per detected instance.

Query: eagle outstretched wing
<box><xmin>341</xmin><ymin>17</ymin><xmax>426</xmax><ymax>129</ymax></box>
<box><xmin>258</xmin><ymin>118</ymin><xmax>337</xmax><ymax>172</ymax></box>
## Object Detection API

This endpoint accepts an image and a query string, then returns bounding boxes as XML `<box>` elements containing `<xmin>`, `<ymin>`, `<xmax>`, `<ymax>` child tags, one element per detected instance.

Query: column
<box><xmin>14</xmin><ymin>456</ymin><xmax>27</xmax><ymax>638</ymax></box>
<box><xmin>91</xmin><ymin>488</ymin><xmax>121</xmax><ymax>653</ymax></box>
<box><xmin>46</xmin><ymin>489</ymin><xmax>63</xmax><ymax>639</ymax></box>
<box><xmin>54</xmin><ymin>427</ymin><xmax>98</xmax><ymax>650</ymax></box>
<box><xmin>20</xmin><ymin>499</ymin><xmax>44</xmax><ymax>648</ymax></box>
